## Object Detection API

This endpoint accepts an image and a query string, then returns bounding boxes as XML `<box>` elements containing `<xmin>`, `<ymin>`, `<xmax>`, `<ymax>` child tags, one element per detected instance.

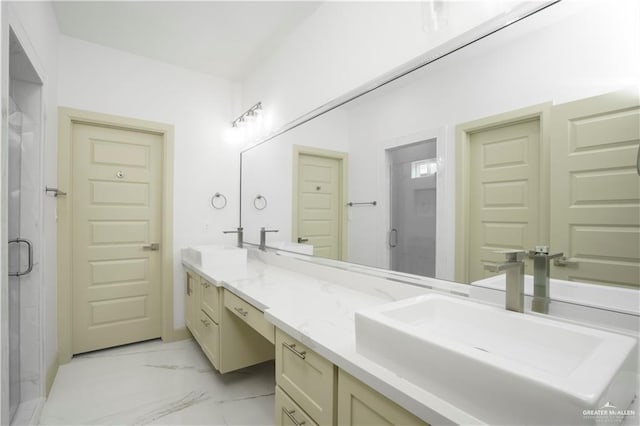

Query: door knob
<box><xmin>142</xmin><ymin>243</ymin><xmax>160</xmax><ymax>251</ymax></box>
<box><xmin>297</xmin><ymin>237</ymin><xmax>309</xmax><ymax>243</ymax></box>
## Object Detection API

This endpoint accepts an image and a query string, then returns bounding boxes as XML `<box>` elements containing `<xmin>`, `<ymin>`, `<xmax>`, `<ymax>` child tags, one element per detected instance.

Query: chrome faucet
<box><xmin>527</xmin><ymin>246</ymin><xmax>563</xmax><ymax>314</ymax></box>
<box><xmin>223</xmin><ymin>227</ymin><xmax>244</xmax><ymax>248</ymax></box>
<box><xmin>484</xmin><ymin>251</ymin><xmax>526</xmax><ymax>313</ymax></box>
<box><xmin>259</xmin><ymin>227</ymin><xmax>279</xmax><ymax>251</ymax></box>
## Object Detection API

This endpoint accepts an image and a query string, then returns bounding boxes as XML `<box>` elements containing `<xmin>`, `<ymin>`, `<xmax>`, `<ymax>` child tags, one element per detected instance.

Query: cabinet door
<box><xmin>337</xmin><ymin>369</ymin><xmax>428</xmax><ymax>426</ymax></box>
<box><xmin>185</xmin><ymin>270</ymin><xmax>200</xmax><ymax>340</ymax></box>
<box><xmin>200</xmin><ymin>278</ymin><xmax>220</xmax><ymax>323</ymax></box>
<box><xmin>199</xmin><ymin>311</ymin><xmax>220</xmax><ymax>369</ymax></box>
<box><xmin>275</xmin><ymin>386</ymin><xmax>318</xmax><ymax>426</ymax></box>
<box><xmin>275</xmin><ymin>329</ymin><xmax>336</xmax><ymax>425</ymax></box>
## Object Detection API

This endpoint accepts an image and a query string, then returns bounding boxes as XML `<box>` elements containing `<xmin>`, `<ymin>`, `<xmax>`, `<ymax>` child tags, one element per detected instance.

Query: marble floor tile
<box><xmin>12</xmin><ymin>397</ymin><xmax>42</xmax><ymax>426</ymax></box>
<box><xmin>39</xmin><ymin>339</ymin><xmax>275</xmax><ymax>425</ymax></box>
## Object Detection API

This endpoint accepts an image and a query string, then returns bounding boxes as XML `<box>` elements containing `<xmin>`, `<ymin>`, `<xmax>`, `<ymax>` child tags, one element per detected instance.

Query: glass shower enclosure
<box><xmin>388</xmin><ymin>139</ymin><xmax>437</xmax><ymax>277</ymax></box>
<box><xmin>5</xmin><ymin>29</ymin><xmax>43</xmax><ymax>424</ymax></box>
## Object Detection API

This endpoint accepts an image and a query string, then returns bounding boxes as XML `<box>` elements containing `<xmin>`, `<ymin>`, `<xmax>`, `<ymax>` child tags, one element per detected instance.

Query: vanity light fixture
<box><xmin>232</xmin><ymin>102</ymin><xmax>262</xmax><ymax>128</ymax></box>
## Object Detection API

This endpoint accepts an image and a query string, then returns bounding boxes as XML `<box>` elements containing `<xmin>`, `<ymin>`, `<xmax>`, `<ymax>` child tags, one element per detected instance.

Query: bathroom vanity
<box><xmin>182</xmin><ymin>246</ymin><xmax>638</xmax><ymax>425</ymax></box>
<box><xmin>182</xmin><ymin>248</ymin><xmax>430</xmax><ymax>425</ymax></box>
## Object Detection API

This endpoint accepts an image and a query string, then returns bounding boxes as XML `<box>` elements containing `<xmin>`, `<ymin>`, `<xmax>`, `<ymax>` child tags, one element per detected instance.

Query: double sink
<box><xmin>183</xmin><ymin>245</ymin><xmax>637</xmax><ymax>424</ymax></box>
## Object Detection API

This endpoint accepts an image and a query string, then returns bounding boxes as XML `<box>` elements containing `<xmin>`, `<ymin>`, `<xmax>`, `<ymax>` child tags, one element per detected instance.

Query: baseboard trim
<box><xmin>45</xmin><ymin>353</ymin><xmax>59</xmax><ymax>396</ymax></box>
<box><xmin>163</xmin><ymin>327</ymin><xmax>191</xmax><ymax>343</ymax></box>
<box><xmin>30</xmin><ymin>397</ymin><xmax>46</xmax><ymax>426</ymax></box>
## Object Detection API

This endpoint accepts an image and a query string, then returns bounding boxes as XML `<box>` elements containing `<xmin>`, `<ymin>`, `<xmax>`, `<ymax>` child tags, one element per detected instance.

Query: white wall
<box><xmin>57</xmin><ymin>36</ymin><xmax>240</xmax><ymax>330</ymax></box>
<box><xmin>1</xmin><ymin>0</ymin><xmax>59</xmax><ymax>418</ymax></box>
<box><xmin>241</xmin><ymin>1</ymin><xmax>538</xmax><ymax>136</ymax></box>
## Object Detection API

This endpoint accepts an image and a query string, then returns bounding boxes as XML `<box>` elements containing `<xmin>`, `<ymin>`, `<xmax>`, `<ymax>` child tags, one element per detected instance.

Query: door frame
<box><xmin>292</xmin><ymin>145</ymin><xmax>348</xmax><ymax>260</ymax></box>
<box><xmin>454</xmin><ymin>102</ymin><xmax>551</xmax><ymax>283</ymax></box>
<box><xmin>57</xmin><ymin>107</ymin><xmax>177</xmax><ymax>364</ymax></box>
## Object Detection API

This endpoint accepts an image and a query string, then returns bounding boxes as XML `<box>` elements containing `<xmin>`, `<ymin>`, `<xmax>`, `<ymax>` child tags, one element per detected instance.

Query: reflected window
<box><xmin>411</xmin><ymin>158</ymin><xmax>438</xmax><ymax>178</ymax></box>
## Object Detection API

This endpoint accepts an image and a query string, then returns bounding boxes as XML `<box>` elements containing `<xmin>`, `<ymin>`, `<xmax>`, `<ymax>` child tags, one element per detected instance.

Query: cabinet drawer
<box><xmin>200</xmin><ymin>278</ymin><xmax>220</xmax><ymax>323</ymax></box>
<box><xmin>224</xmin><ymin>290</ymin><xmax>274</xmax><ymax>344</ymax></box>
<box><xmin>275</xmin><ymin>385</ymin><xmax>318</xmax><ymax>426</ymax></box>
<box><xmin>198</xmin><ymin>311</ymin><xmax>220</xmax><ymax>369</ymax></box>
<box><xmin>275</xmin><ymin>329</ymin><xmax>336</xmax><ymax>425</ymax></box>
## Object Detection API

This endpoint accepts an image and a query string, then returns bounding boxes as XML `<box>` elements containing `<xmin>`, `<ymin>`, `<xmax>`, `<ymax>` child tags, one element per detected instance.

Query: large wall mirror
<box><xmin>240</xmin><ymin>1</ymin><xmax>640</xmax><ymax>298</ymax></box>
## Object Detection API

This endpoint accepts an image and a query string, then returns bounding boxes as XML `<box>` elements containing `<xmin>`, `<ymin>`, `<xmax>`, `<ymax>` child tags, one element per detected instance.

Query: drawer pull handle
<box><xmin>282</xmin><ymin>408</ymin><xmax>306</xmax><ymax>426</ymax></box>
<box><xmin>200</xmin><ymin>318</ymin><xmax>211</xmax><ymax>327</ymax></box>
<box><xmin>283</xmin><ymin>342</ymin><xmax>306</xmax><ymax>360</ymax></box>
<box><xmin>234</xmin><ymin>307</ymin><xmax>248</xmax><ymax>317</ymax></box>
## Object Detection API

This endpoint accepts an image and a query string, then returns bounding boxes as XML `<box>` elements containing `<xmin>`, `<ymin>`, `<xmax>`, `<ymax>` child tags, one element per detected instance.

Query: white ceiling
<box><xmin>52</xmin><ymin>1</ymin><xmax>322</xmax><ymax>81</ymax></box>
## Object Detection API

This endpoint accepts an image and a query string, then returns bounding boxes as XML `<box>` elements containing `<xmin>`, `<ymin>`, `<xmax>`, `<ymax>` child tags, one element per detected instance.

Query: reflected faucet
<box><xmin>223</xmin><ymin>227</ymin><xmax>244</xmax><ymax>248</ymax></box>
<box><xmin>259</xmin><ymin>227</ymin><xmax>279</xmax><ymax>251</ymax></box>
<box><xmin>528</xmin><ymin>246</ymin><xmax>563</xmax><ymax>314</ymax></box>
<box><xmin>484</xmin><ymin>251</ymin><xmax>526</xmax><ymax>313</ymax></box>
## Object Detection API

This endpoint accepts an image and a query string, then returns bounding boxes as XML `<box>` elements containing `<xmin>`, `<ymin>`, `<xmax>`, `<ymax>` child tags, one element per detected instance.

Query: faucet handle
<box><xmin>496</xmin><ymin>250</ymin><xmax>527</xmax><ymax>262</ymax></box>
<box><xmin>527</xmin><ymin>245</ymin><xmax>563</xmax><ymax>259</ymax></box>
<box><xmin>223</xmin><ymin>227</ymin><xmax>243</xmax><ymax>234</ymax></box>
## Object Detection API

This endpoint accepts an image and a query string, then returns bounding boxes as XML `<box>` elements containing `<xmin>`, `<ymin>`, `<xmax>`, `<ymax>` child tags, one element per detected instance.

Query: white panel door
<box><xmin>468</xmin><ymin>118</ymin><xmax>541</xmax><ymax>282</ymax></box>
<box><xmin>550</xmin><ymin>90</ymin><xmax>640</xmax><ymax>288</ymax></box>
<box><xmin>72</xmin><ymin>123</ymin><xmax>162</xmax><ymax>354</ymax></box>
<box><xmin>296</xmin><ymin>154</ymin><xmax>342</xmax><ymax>260</ymax></box>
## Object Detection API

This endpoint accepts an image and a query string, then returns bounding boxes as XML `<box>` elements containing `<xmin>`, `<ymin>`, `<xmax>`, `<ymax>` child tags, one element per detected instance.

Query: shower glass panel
<box><xmin>6</xmin><ymin>28</ymin><xmax>44</xmax><ymax>425</ymax></box>
<box><xmin>8</xmin><ymin>97</ymin><xmax>23</xmax><ymax>422</ymax></box>
<box><xmin>7</xmin><ymin>86</ymin><xmax>41</xmax><ymax>424</ymax></box>
<box><xmin>388</xmin><ymin>139</ymin><xmax>437</xmax><ymax>277</ymax></box>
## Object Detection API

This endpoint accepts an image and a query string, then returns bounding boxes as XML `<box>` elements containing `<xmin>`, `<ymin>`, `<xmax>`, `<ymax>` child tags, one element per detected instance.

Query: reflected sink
<box><xmin>181</xmin><ymin>244</ymin><xmax>247</xmax><ymax>270</ymax></box>
<box><xmin>355</xmin><ymin>294</ymin><xmax>637</xmax><ymax>425</ymax></box>
<box><xmin>268</xmin><ymin>241</ymin><xmax>314</xmax><ymax>256</ymax></box>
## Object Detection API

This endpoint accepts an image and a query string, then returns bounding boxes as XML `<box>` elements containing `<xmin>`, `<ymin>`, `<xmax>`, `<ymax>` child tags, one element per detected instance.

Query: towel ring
<box><xmin>211</xmin><ymin>192</ymin><xmax>227</xmax><ymax>209</ymax></box>
<box><xmin>254</xmin><ymin>195</ymin><xmax>267</xmax><ymax>210</ymax></box>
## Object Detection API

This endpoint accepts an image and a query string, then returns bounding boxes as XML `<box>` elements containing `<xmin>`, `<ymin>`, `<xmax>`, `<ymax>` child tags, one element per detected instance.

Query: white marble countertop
<box><xmin>182</xmin><ymin>250</ymin><xmax>484</xmax><ymax>425</ymax></box>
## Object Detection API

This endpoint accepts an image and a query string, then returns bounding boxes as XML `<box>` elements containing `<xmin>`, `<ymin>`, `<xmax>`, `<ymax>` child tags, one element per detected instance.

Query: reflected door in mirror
<box><xmin>550</xmin><ymin>90</ymin><xmax>640</xmax><ymax>288</ymax></box>
<box><xmin>389</xmin><ymin>140</ymin><xmax>437</xmax><ymax>277</ymax></box>
<box><xmin>295</xmin><ymin>152</ymin><xmax>344</xmax><ymax>260</ymax></box>
<box><xmin>468</xmin><ymin>118</ymin><xmax>541</xmax><ymax>283</ymax></box>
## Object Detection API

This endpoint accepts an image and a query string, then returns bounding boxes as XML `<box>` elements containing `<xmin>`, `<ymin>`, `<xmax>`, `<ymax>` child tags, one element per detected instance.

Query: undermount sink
<box><xmin>181</xmin><ymin>244</ymin><xmax>247</xmax><ymax>270</ymax></box>
<box><xmin>355</xmin><ymin>294</ymin><xmax>638</xmax><ymax>425</ymax></box>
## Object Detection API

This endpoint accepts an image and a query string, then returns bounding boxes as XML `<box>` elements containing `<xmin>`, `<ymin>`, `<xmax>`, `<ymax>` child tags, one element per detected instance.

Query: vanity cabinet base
<box><xmin>337</xmin><ymin>369</ymin><xmax>428</xmax><ymax>426</ymax></box>
<box><xmin>184</xmin><ymin>268</ymin><xmax>274</xmax><ymax>374</ymax></box>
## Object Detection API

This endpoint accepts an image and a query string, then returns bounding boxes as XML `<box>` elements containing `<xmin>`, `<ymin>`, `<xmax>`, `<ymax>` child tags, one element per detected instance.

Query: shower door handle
<box><xmin>389</xmin><ymin>229</ymin><xmax>398</xmax><ymax>248</ymax></box>
<box><xmin>8</xmin><ymin>238</ymin><xmax>33</xmax><ymax>277</ymax></box>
